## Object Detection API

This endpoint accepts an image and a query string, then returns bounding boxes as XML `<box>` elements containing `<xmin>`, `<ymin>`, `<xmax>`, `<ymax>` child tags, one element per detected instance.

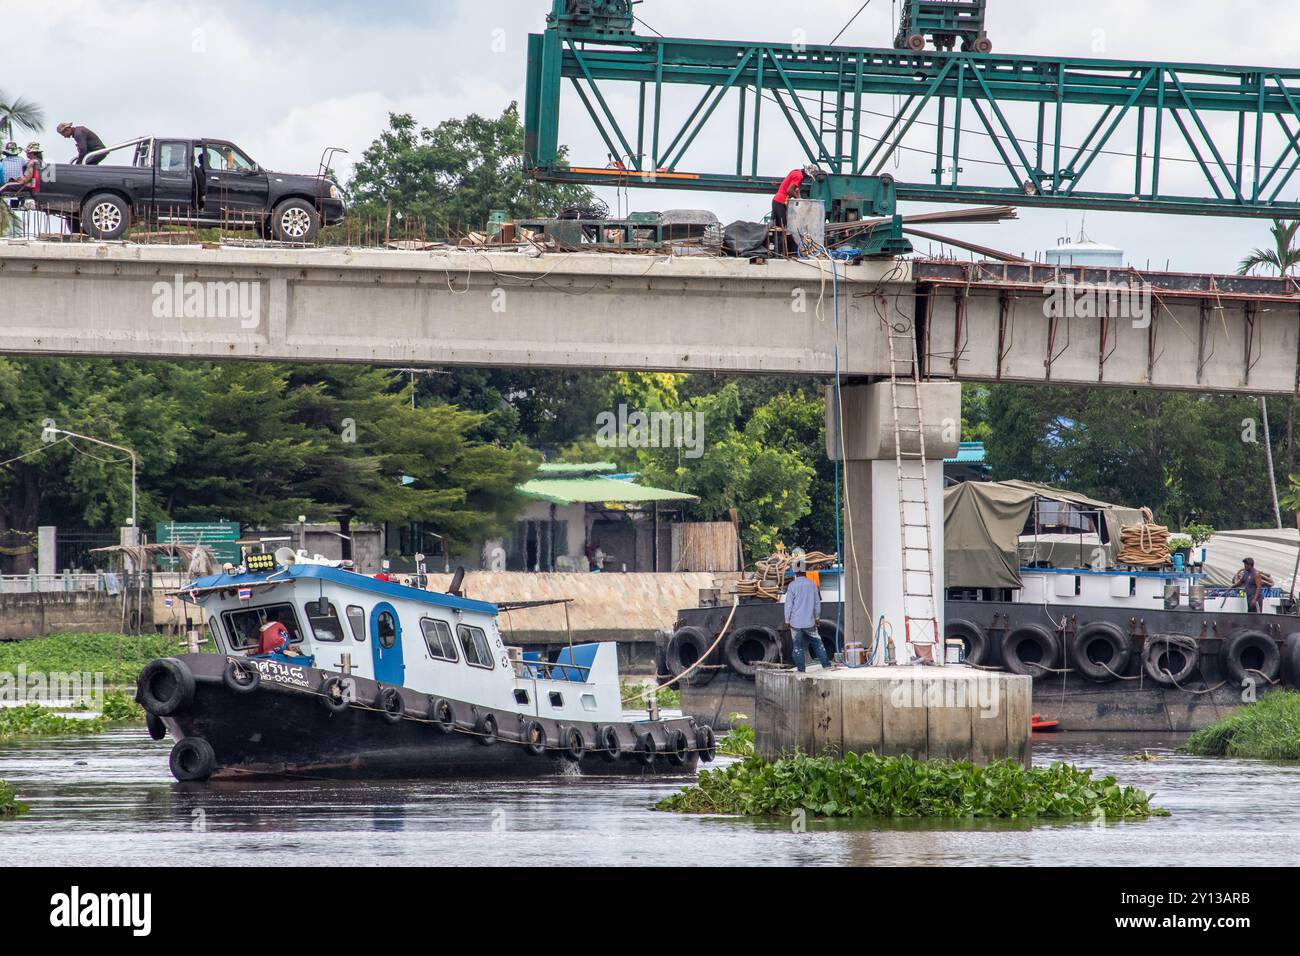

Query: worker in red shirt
<box><xmin>771</xmin><ymin>165</ymin><xmax>820</xmax><ymax>253</ymax></box>
<box><xmin>249</xmin><ymin>613</ymin><xmax>294</xmax><ymax>656</ymax></box>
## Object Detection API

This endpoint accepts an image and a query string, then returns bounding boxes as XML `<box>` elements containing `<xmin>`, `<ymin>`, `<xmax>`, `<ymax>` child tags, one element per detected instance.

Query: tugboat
<box><xmin>137</xmin><ymin>549</ymin><xmax>715</xmax><ymax>781</ymax></box>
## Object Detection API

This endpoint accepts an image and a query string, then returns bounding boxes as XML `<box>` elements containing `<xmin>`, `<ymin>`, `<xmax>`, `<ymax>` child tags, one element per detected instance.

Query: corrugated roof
<box><xmin>536</xmin><ymin>462</ymin><xmax>617</xmax><ymax>475</ymax></box>
<box><xmin>945</xmin><ymin>441</ymin><xmax>987</xmax><ymax>464</ymax></box>
<box><xmin>519</xmin><ymin>474</ymin><xmax>699</xmax><ymax>506</ymax></box>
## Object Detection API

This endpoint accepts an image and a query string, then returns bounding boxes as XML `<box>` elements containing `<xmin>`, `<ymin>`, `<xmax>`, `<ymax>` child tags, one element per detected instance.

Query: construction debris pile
<box><xmin>1116</xmin><ymin>508</ymin><xmax>1170</xmax><ymax>567</ymax></box>
<box><xmin>735</xmin><ymin>549</ymin><xmax>838</xmax><ymax>601</ymax></box>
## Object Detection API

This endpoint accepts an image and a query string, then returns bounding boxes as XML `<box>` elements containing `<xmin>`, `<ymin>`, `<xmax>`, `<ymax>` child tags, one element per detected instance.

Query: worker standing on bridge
<box><xmin>784</xmin><ymin>564</ymin><xmax>833</xmax><ymax>672</ymax></box>
<box><xmin>57</xmin><ymin>122</ymin><xmax>107</xmax><ymax>165</ymax></box>
<box><xmin>771</xmin><ymin>164</ymin><xmax>819</xmax><ymax>254</ymax></box>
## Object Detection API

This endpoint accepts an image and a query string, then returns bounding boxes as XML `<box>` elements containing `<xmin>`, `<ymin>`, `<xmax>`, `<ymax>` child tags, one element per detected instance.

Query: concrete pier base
<box><xmin>755</xmin><ymin>666</ymin><xmax>1032</xmax><ymax>767</ymax></box>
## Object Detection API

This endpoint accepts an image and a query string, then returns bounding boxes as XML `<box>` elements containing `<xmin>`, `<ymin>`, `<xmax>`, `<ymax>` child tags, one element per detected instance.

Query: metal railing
<box><xmin>0</xmin><ymin>571</ymin><xmax>127</xmax><ymax>594</ymax></box>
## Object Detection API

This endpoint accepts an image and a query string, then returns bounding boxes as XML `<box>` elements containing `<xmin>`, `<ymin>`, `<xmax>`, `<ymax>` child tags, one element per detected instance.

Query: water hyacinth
<box><xmin>1183</xmin><ymin>690</ymin><xmax>1300</xmax><ymax>760</ymax></box>
<box><xmin>0</xmin><ymin>780</ymin><xmax>28</xmax><ymax>819</ymax></box>
<box><xmin>655</xmin><ymin>752</ymin><xmax>1168</xmax><ymax>820</ymax></box>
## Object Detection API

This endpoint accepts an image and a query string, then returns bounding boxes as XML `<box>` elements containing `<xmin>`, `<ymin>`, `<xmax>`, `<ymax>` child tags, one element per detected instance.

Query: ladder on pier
<box><xmin>884</xmin><ymin>318</ymin><xmax>940</xmax><ymax>664</ymax></box>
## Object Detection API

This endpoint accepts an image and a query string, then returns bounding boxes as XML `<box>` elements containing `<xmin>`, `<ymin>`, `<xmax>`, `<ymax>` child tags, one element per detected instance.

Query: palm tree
<box><xmin>0</xmin><ymin>90</ymin><xmax>45</xmax><ymax>144</ymax></box>
<box><xmin>1238</xmin><ymin>219</ymin><xmax>1300</xmax><ymax>276</ymax></box>
<box><xmin>0</xmin><ymin>91</ymin><xmax>45</xmax><ymax>237</ymax></box>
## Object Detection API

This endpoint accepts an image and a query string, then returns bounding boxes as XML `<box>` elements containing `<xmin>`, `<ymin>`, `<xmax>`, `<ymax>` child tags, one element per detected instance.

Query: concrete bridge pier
<box><xmin>827</xmin><ymin>381</ymin><xmax>961</xmax><ymax>657</ymax></box>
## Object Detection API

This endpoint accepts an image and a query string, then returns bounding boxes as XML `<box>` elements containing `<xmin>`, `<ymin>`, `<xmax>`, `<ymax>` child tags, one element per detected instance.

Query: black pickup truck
<box><xmin>16</xmin><ymin>136</ymin><xmax>346</xmax><ymax>242</ymax></box>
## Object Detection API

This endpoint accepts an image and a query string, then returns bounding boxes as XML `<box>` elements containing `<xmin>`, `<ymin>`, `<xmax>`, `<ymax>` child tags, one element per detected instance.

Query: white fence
<box><xmin>0</xmin><ymin>572</ymin><xmax>125</xmax><ymax>594</ymax></box>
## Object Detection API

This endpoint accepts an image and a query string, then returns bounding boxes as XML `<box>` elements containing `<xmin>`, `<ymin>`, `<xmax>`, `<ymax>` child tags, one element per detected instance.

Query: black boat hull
<box><xmin>140</xmin><ymin>655</ymin><xmax>707</xmax><ymax>781</ymax></box>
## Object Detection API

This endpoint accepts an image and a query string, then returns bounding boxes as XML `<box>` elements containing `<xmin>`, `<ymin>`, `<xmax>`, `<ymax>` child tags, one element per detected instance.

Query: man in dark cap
<box><xmin>57</xmin><ymin>122</ymin><xmax>107</xmax><ymax>165</ymax></box>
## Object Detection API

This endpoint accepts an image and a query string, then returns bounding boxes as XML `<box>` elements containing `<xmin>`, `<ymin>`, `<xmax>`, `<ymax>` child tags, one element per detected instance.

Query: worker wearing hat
<box><xmin>57</xmin><ymin>121</ymin><xmax>106</xmax><ymax>165</ymax></box>
<box><xmin>770</xmin><ymin>164</ymin><xmax>822</xmax><ymax>254</ymax></box>
<box><xmin>783</xmin><ymin>556</ymin><xmax>834</xmax><ymax>672</ymax></box>
<box><xmin>0</xmin><ymin>142</ymin><xmax>43</xmax><ymax>194</ymax></box>
<box><xmin>1</xmin><ymin>141</ymin><xmax>24</xmax><ymax>186</ymax></box>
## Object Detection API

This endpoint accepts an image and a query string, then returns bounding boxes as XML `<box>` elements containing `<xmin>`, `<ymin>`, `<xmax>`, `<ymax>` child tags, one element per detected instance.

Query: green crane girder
<box><xmin>524</xmin><ymin>3</ymin><xmax>1300</xmax><ymax>221</ymax></box>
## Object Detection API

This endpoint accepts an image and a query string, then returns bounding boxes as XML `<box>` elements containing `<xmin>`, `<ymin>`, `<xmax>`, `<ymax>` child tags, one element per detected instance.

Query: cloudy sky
<box><xmin>7</xmin><ymin>0</ymin><xmax>1300</xmax><ymax>271</ymax></box>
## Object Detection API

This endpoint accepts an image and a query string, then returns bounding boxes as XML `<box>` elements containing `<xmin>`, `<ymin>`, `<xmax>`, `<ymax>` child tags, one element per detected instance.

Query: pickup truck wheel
<box><xmin>82</xmin><ymin>193</ymin><xmax>129</xmax><ymax>240</ymax></box>
<box><xmin>271</xmin><ymin>199</ymin><xmax>319</xmax><ymax>243</ymax></box>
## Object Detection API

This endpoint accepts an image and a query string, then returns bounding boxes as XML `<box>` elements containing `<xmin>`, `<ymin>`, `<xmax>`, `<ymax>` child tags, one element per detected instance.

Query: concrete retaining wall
<box><xmin>0</xmin><ymin>591</ymin><xmax>149</xmax><ymax>640</ymax></box>
<box><xmin>756</xmin><ymin>666</ymin><xmax>1032</xmax><ymax>766</ymax></box>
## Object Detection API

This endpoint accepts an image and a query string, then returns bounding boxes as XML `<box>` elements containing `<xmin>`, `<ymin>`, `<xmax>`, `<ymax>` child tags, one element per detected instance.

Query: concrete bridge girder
<box><xmin>0</xmin><ymin>242</ymin><xmax>905</xmax><ymax>375</ymax></box>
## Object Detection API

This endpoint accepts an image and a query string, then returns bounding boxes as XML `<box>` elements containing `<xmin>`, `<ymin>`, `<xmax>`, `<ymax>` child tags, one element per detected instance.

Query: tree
<box><xmin>981</xmin><ymin>383</ymin><xmax>1278</xmax><ymax>530</ymax></box>
<box><xmin>635</xmin><ymin>384</ymin><xmax>815</xmax><ymax>559</ymax></box>
<box><xmin>0</xmin><ymin>90</ymin><xmax>43</xmax><ymax>144</ymax></box>
<box><xmin>347</xmin><ymin>104</ymin><xmax>595</xmax><ymax>233</ymax></box>
<box><xmin>1238</xmin><ymin>219</ymin><xmax>1300</xmax><ymax>277</ymax></box>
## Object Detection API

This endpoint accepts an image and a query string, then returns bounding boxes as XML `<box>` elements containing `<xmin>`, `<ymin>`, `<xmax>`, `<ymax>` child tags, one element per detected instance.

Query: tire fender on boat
<box><xmin>475</xmin><ymin>712</ymin><xmax>498</xmax><ymax>746</ymax></box>
<box><xmin>1220</xmin><ymin>628</ymin><xmax>1281</xmax><ymax>689</ymax></box>
<box><xmin>724</xmin><ymin>625</ymin><xmax>780</xmax><ymax>678</ymax></box>
<box><xmin>665</xmin><ymin>728</ymin><xmax>690</xmax><ymax>766</ymax></box>
<box><xmin>1000</xmin><ymin>624</ymin><xmax>1061</xmax><ymax>680</ymax></box>
<box><xmin>1069</xmin><ymin>621</ymin><xmax>1133</xmax><ymax>682</ymax></box>
<box><xmin>665</xmin><ymin>626</ymin><xmax>711</xmax><ymax>681</ymax></box>
<box><xmin>320</xmin><ymin>676</ymin><xmax>351</xmax><ymax>714</ymax></box>
<box><xmin>375</xmin><ymin>685</ymin><xmax>405</xmax><ymax>724</ymax></box>
<box><xmin>635</xmin><ymin>731</ymin><xmax>657</xmax><ymax>766</ymax></box>
<box><xmin>145</xmin><ymin>711</ymin><xmax>167</xmax><ymax>741</ymax></box>
<box><xmin>1141</xmin><ymin>634</ymin><xmax>1199</xmax><ymax>687</ymax></box>
<box><xmin>522</xmin><ymin>719</ymin><xmax>546</xmax><ymax>756</ymax></box>
<box><xmin>137</xmin><ymin>658</ymin><xmax>196</xmax><ymax>717</ymax></box>
<box><xmin>429</xmin><ymin>697</ymin><xmax>455</xmax><ymax>734</ymax></box>
<box><xmin>169</xmin><ymin>736</ymin><xmax>216</xmax><ymax>782</ymax></box>
<box><xmin>696</xmin><ymin>725</ymin><xmax>717</xmax><ymax>762</ymax></box>
<box><xmin>1283</xmin><ymin>633</ymin><xmax>1300</xmax><ymax>688</ymax></box>
<box><xmin>560</xmin><ymin>725</ymin><xmax>585</xmax><ymax>762</ymax></box>
<box><xmin>222</xmin><ymin>657</ymin><xmax>261</xmax><ymax>695</ymax></box>
<box><xmin>597</xmin><ymin>724</ymin><xmax>621</xmax><ymax>762</ymax></box>
<box><xmin>945</xmin><ymin>618</ymin><xmax>991</xmax><ymax>666</ymax></box>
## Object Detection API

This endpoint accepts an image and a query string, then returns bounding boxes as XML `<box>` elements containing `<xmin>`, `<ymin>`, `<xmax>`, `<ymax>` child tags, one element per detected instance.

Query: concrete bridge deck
<box><xmin>3</xmin><ymin>239</ymin><xmax>1300</xmax><ymax>395</ymax></box>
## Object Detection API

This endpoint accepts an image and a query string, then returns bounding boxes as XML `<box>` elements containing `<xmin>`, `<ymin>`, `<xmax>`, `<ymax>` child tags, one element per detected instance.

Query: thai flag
<box><xmin>238</xmin><ymin>587</ymin><xmax>252</xmax><ymax>601</ymax></box>
<box><xmin>164</xmin><ymin>596</ymin><xmax>174</xmax><ymax>607</ymax></box>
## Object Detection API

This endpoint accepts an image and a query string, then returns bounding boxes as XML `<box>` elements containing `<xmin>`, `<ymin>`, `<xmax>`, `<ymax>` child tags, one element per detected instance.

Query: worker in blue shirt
<box><xmin>784</xmin><ymin>566</ymin><xmax>833</xmax><ymax>672</ymax></box>
<box><xmin>1</xmin><ymin>142</ymin><xmax>24</xmax><ymax>185</ymax></box>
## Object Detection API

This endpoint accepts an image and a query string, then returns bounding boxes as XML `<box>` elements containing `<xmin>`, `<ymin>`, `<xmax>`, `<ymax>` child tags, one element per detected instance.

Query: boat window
<box><xmin>457</xmin><ymin>624</ymin><xmax>494</xmax><ymax>670</ymax></box>
<box><xmin>346</xmin><ymin>605</ymin><xmax>366</xmax><ymax>642</ymax></box>
<box><xmin>420</xmin><ymin>618</ymin><xmax>458</xmax><ymax>662</ymax></box>
<box><xmin>207</xmin><ymin>616</ymin><xmax>223</xmax><ymax>647</ymax></box>
<box><xmin>305</xmin><ymin>600</ymin><xmax>345</xmax><ymax>643</ymax></box>
<box><xmin>221</xmin><ymin>603</ymin><xmax>303</xmax><ymax>651</ymax></box>
<box><xmin>549</xmin><ymin>691</ymin><xmax>564</xmax><ymax>708</ymax></box>
<box><xmin>377</xmin><ymin>610</ymin><xmax>398</xmax><ymax>649</ymax></box>
<box><xmin>580</xmin><ymin>694</ymin><xmax>597</xmax><ymax>712</ymax></box>
<box><xmin>514</xmin><ymin>689</ymin><xmax>529</xmax><ymax>705</ymax></box>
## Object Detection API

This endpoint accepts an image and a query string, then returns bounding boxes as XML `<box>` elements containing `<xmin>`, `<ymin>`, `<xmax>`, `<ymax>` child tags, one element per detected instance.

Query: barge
<box><xmin>137</xmin><ymin>551</ymin><xmax>714</xmax><ymax>781</ymax></box>
<box><xmin>664</xmin><ymin>482</ymin><xmax>1300</xmax><ymax>732</ymax></box>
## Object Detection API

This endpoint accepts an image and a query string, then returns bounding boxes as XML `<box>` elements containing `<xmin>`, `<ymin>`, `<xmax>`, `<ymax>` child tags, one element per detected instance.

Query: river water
<box><xmin>2</xmin><ymin>728</ymin><xmax>1298</xmax><ymax>866</ymax></box>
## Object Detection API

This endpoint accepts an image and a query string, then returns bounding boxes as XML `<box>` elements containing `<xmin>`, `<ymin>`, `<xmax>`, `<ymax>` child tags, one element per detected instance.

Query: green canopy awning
<box><xmin>519</xmin><ymin>474</ymin><xmax>699</xmax><ymax>507</ymax></box>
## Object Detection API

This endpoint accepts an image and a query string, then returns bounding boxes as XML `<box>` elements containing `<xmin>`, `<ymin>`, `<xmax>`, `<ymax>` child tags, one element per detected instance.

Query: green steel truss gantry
<box><xmin>525</xmin><ymin>1</ymin><xmax>1300</xmax><ymax>224</ymax></box>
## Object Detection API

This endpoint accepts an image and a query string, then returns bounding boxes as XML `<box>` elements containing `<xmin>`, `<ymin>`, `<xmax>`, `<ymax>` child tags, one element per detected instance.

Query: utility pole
<box><xmin>42</xmin><ymin>421</ymin><xmax>137</xmax><ymax>532</ymax></box>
